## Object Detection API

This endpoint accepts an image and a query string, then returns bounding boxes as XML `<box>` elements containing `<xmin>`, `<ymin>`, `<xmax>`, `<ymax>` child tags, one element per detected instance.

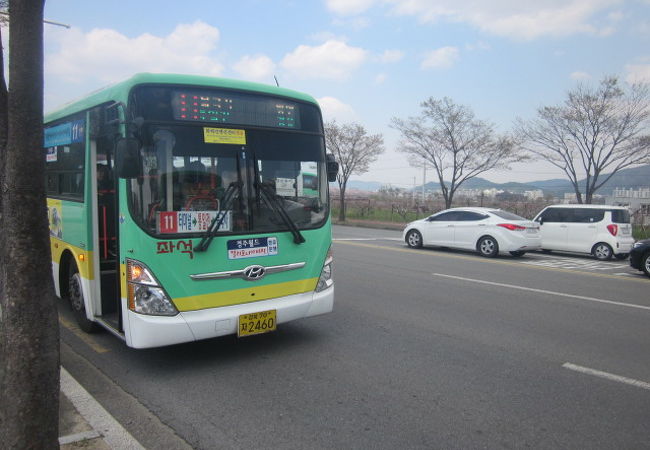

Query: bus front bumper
<box><xmin>123</xmin><ymin>286</ymin><xmax>334</xmax><ymax>349</ymax></box>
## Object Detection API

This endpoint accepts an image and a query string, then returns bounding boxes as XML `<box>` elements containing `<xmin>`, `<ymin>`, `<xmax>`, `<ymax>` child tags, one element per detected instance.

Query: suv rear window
<box><xmin>610</xmin><ymin>209</ymin><xmax>630</xmax><ymax>223</ymax></box>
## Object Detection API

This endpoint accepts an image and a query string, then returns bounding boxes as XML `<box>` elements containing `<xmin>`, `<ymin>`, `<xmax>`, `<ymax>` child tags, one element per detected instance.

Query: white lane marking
<box><xmin>333</xmin><ymin>238</ymin><xmax>379</xmax><ymax>241</ymax></box>
<box><xmin>562</xmin><ymin>363</ymin><xmax>650</xmax><ymax>391</ymax></box>
<box><xmin>522</xmin><ymin>258</ymin><xmax>627</xmax><ymax>271</ymax></box>
<box><xmin>333</xmin><ymin>237</ymin><xmax>402</xmax><ymax>241</ymax></box>
<box><xmin>432</xmin><ymin>273</ymin><xmax>650</xmax><ymax>311</ymax></box>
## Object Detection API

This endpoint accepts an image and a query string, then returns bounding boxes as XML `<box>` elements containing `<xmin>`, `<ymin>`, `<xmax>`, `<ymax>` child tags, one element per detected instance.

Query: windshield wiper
<box><xmin>194</xmin><ymin>181</ymin><xmax>241</xmax><ymax>253</ymax></box>
<box><xmin>256</xmin><ymin>181</ymin><xmax>305</xmax><ymax>245</ymax></box>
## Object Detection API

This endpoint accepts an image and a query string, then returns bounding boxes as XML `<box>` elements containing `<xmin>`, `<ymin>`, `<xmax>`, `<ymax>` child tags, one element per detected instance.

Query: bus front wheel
<box><xmin>68</xmin><ymin>264</ymin><xmax>99</xmax><ymax>333</ymax></box>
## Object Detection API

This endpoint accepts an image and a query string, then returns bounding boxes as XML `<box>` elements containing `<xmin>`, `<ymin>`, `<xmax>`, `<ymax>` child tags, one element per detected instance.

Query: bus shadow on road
<box><xmin>118</xmin><ymin>320</ymin><xmax>330</xmax><ymax>373</ymax></box>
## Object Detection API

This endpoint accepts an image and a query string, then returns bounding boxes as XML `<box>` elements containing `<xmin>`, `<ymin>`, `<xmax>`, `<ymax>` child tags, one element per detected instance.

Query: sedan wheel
<box><xmin>406</xmin><ymin>230</ymin><xmax>423</xmax><ymax>248</ymax></box>
<box><xmin>478</xmin><ymin>236</ymin><xmax>499</xmax><ymax>258</ymax></box>
<box><xmin>592</xmin><ymin>242</ymin><xmax>613</xmax><ymax>261</ymax></box>
<box><xmin>643</xmin><ymin>252</ymin><xmax>650</xmax><ymax>277</ymax></box>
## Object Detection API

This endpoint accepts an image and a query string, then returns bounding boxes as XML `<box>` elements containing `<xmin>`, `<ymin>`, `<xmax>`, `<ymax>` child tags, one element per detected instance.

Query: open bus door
<box><xmin>86</xmin><ymin>103</ymin><xmax>124</xmax><ymax>335</ymax></box>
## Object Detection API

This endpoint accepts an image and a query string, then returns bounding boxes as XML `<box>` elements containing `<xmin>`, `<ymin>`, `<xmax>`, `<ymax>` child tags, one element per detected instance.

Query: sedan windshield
<box><xmin>128</xmin><ymin>125</ymin><xmax>328</xmax><ymax>237</ymax></box>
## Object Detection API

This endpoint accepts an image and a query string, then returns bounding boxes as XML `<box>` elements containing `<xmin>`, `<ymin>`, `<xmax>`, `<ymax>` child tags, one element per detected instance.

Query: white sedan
<box><xmin>403</xmin><ymin>207</ymin><xmax>541</xmax><ymax>257</ymax></box>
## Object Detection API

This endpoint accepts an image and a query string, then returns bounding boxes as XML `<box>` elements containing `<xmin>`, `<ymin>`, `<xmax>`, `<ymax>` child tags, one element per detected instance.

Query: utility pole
<box><xmin>421</xmin><ymin>161</ymin><xmax>426</xmax><ymax>204</ymax></box>
<box><xmin>412</xmin><ymin>176</ymin><xmax>416</xmax><ymax>206</ymax></box>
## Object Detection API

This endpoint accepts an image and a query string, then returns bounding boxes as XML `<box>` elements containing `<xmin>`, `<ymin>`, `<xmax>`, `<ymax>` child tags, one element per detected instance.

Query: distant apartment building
<box><xmin>562</xmin><ymin>192</ymin><xmax>606</xmax><ymax>204</ymax></box>
<box><xmin>562</xmin><ymin>192</ymin><xmax>578</xmax><ymax>203</ymax></box>
<box><xmin>457</xmin><ymin>188</ymin><xmax>502</xmax><ymax>198</ymax></box>
<box><xmin>523</xmin><ymin>190</ymin><xmax>544</xmax><ymax>200</ymax></box>
<box><xmin>608</xmin><ymin>187</ymin><xmax>650</xmax><ymax>224</ymax></box>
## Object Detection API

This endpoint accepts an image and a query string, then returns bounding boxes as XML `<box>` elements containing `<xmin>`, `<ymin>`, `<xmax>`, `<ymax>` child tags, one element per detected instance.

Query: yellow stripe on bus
<box><xmin>50</xmin><ymin>237</ymin><xmax>94</xmax><ymax>280</ymax></box>
<box><xmin>173</xmin><ymin>278</ymin><xmax>319</xmax><ymax>312</ymax></box>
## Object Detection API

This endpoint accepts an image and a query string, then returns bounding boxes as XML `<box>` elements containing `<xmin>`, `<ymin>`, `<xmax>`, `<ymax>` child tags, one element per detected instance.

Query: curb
<box><xmin>60</xmin><ymin>367</ymin><xmax>144</xmax><ymax>449</ymax></box>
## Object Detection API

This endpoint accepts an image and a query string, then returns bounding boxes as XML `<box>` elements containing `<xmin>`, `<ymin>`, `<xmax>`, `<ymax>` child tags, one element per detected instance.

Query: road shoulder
<box><xmin>61</xmin><ymin>342</ymin><xmax>192</xmax><ymax>450</ymax></box>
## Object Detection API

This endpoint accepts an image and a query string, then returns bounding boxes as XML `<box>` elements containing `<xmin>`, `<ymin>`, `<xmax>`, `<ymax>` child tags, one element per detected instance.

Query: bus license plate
<box><xmin>238</xmin><ymin>310</ymin><xmax>277</xmax><ymax>337</ymax></box>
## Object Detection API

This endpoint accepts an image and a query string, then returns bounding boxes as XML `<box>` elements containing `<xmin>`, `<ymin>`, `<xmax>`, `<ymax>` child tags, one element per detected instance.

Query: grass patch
<box><xmin>633</xmin><ymin>226</ymin><xmax>650</xmax><ymax>240</ymax></box>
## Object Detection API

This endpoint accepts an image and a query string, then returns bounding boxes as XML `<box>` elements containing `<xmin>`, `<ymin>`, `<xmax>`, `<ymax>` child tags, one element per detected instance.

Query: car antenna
<box><xmin>274</xmin><ymin>75</ymin><xmax>280</xmax><ymax>87</ymax></box>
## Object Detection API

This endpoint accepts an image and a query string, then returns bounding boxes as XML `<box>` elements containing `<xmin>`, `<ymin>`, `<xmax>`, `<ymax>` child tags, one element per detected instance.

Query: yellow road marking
<box><xmin>334</xmin><ymin>240</ymin><xmax>650</xmax><ymax>284</ymax></box>
<box><xmin>58</xmin><ymin>315</ymin><xmax>110</xmax><ymax>354</ymax></box>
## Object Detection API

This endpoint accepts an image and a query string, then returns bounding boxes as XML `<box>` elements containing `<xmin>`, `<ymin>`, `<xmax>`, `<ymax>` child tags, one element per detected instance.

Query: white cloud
<box><xmin>326</xmin><ymin>0</ymin><xmax>377</xmax><ymax>16</ymax></box>
<box><xmin>233</xmin><ymin>55</ymin><xmax>276</xmax><ymax>82</ymax></box>
<box><xmin>378</xmin><ymin>49</ymin><xmax>404</xmax><ymax>63</ymax></box>
<box><xmin>384</xmin><ymin>0</ymin><xmax>623</xmax><ymax>40</ymax></box>
<box><xmin>625</xmin><ymin>63</ymin><xmax>650</xmax><ymax>83</ymax></box>
<box><xmin>375</xmin><ymin>73</ymin><xmax>388</xmax><ymax>84</ymax></box>
<box><xmin>421</xmin><ymin>46</ymin><xmax>459</xmax><ymax>69</ymax></box>
<box><xmin>280</xmin><ymin>40</ymin><xmax>367</xmax><ymax>80</ymax></box>
<box><xmin>465</xmin><ymin>41</ymin><xmax>491</xmax><ymax>51</ymax></box>
<box><xmin>310</xmin><ymin>31</ymin><xmax>341</xmax><ymax>42</ymax></box>
<box><xmin>46</xmin><ymin>21</ymin><xmax>223</xmax><ymax>83</ymax></box>
<box><xmin>570</xmin><ymin>71</ymin><xmax>591</xmax><ymax>80</ymax></box>
<box><xmin>318</xmin><ymin>96</ymin><xmax>358</xmax><ymax>122</ymax></box>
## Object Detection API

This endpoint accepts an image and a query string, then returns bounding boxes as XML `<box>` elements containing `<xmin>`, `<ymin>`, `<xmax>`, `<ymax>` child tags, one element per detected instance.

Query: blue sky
<box><xmin>34</xmin><ymin>0</ymin><xmax>650</xmax><ymax>187</ymax></box>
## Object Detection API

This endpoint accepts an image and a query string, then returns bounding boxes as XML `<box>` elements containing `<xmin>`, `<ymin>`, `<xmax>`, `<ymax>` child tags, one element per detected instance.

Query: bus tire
<box><xmin>68</xmin><ymin>263</ymin><xmax>99</xmax><ymax>333</ymax></box>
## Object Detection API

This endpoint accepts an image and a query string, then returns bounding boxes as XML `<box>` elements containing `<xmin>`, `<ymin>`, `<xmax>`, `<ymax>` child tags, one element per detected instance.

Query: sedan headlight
<box><xmin>315</xmin><ymin>247</ymin><xmax>333</xmax><ymax>292</ymax></box>
<box><xmin>633</xmin><ymin>241</ymin><xmax>644</xmax><ymax>248</ymax></box>
<box><xmin>127</xmin><ymin>259</ymin><xmax>178</xmax><ymax>316</ymax></box>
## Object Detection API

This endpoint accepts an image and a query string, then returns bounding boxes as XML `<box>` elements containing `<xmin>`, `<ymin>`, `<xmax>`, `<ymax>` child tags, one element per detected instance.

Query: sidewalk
<box><xmin>59</xmin><ymin>367</ymin><xmax>144</xmax><ymax>449</ymax></box>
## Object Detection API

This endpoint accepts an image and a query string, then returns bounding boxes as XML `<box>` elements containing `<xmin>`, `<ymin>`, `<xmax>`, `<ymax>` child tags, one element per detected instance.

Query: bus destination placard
<box><xmin>158</xmin><ymin>211</ymin><xmax>231</xmax><ymax>234</ymax></box>
<box><xmin>227</xmin><ymin>237</ymin><xmax>278</xmax><ymax>260</ymax></box>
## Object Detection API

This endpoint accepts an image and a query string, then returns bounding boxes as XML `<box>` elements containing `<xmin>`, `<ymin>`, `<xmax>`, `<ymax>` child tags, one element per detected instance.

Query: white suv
<box><xmin>533</xmin><ymin>205</ymin><xmax>634</xmax><ymax>260</ymax></box>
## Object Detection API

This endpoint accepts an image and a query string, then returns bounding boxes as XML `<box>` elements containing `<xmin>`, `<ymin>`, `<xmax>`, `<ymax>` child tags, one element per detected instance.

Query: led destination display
<box><xmin>171</xmin><ymin>90</ymin><xmax>301</xmax><ymax>129</ymax></box>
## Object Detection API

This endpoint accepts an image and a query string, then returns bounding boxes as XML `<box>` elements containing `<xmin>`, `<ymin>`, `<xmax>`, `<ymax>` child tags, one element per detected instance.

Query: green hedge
<box><xmin>634</xmin><ymin>226</ymin><xmax>650</xmax><ymax>240</ymax></box>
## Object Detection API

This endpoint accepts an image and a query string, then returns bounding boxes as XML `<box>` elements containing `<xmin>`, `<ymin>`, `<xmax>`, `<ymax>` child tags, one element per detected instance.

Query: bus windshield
<box><xmin>129</xmin><ymin>125</ymin><xmax>328</xmax><ymax>237</ymax></box>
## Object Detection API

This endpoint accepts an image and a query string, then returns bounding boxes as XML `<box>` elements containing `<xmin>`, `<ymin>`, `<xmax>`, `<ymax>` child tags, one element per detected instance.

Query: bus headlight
<box><xmin>315</xmin><ymin>248</ymin><xmax>333</xmax><ymax>292</ymax></box>
<box><xmin>127</xmin><ymin>259</ymin><xmax>178</xmax><ymax>316</ymax></box>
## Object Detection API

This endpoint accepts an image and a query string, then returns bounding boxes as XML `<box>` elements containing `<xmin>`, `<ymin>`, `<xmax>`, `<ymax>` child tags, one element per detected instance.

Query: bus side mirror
<box><xmin>115</xmin><ymin>138</ymin><xmax>141</xmax><ymax>179</ymax></box>
<box><xmin>326</xmin><ymin>154</ymin><xmax>339</xmax><ymax>182</ymax></box>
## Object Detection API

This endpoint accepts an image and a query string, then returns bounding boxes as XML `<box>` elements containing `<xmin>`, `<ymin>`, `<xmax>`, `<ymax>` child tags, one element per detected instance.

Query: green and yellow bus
<box><xmin>45</xmin><ymin>73</ymin><xmax>337</xmax><ymax>348</ymax></box>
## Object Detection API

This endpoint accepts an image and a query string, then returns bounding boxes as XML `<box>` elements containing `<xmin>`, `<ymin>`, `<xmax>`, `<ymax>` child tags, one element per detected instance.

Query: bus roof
<box><xmin>44</xmin><ymin>73</ymin><xmax>320</xmax><ymax>123</ymax></box>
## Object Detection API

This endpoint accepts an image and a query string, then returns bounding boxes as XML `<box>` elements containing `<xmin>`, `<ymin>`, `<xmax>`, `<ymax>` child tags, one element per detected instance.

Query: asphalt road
<box><xmin>61</xmin><ymin>224</ymin><xmax>650</xmax><ymax>449</ymax></box>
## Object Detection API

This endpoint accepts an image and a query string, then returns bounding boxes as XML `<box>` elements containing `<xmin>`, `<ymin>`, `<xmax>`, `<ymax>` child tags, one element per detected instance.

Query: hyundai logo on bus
<box><xmin>243</xmin><ymin>265</ymin><xmax>266</xmax><ymax>281</ymax></box>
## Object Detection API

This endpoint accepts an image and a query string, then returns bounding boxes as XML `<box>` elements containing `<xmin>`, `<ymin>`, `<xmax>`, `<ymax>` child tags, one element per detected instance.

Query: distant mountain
<box><xmin>526</xmin><ymin>165</ymin><xmax>650</xmax><ymax>195</ymax></box>
<box><xmin>340</xmin><ymin>180</ymin><xmax>384</xmax><ymax>191</ymax></box>
<box><xmin>343</xmin><ymin>164</ymin><xmax>650</xmax><ymax>195</ymax></box>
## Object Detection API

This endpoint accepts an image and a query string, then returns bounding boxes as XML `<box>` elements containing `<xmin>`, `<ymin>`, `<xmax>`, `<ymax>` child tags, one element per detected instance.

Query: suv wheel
<box><xmin>592</xmin><ymin>242</ymin><xmax>613</xmax><ymax>261</ymax></box>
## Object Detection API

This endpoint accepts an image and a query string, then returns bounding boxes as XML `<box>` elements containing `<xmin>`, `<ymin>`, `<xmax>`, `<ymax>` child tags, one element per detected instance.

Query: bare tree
<box><xmin>325</xmin><ymin>120</ymin><xmax>384</xmax><ymax>221</ymax></box>
<box><xmin>392</xmin><ymin>97</ymin><xmax>521</xmax><ymax>209</ymax></box>
<box><xmin>516</xmin><ymin>76</ymin><xmax>650</xmax><ymax>204</ymax></box>
<box><xmin>0</xmin><ymin>1</ymin><xmax>61</xmax><ymax>448</ymax></box>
